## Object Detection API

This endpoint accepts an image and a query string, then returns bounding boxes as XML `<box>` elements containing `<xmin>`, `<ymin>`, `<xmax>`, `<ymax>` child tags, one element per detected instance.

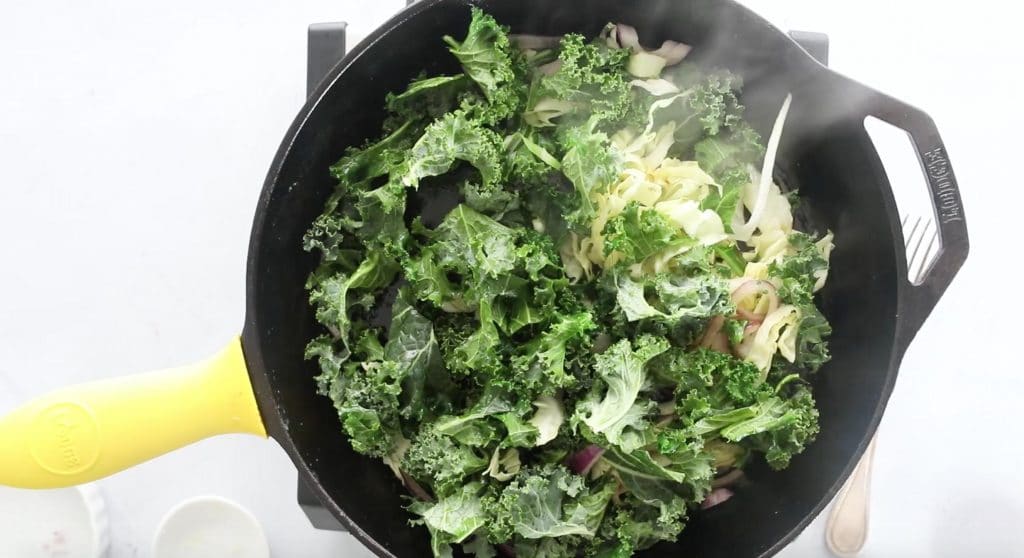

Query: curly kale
<box><xmin>303</xmin><ymin>8</ymin><xmax>834</xmax><ymax>557</ymax></box>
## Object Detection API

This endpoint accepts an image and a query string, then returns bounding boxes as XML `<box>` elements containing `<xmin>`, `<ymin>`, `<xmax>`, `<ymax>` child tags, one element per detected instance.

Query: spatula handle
<box><xmin>826</xmin><ymin>435</ymin><xmax>878</xmax><ymax>557</ymax></box>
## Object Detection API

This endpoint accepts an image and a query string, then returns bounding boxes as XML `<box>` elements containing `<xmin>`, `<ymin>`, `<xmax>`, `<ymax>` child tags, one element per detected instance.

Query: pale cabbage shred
<box><xmin>482</xmin><ymin>398</ymin><xmax>562</xmax><ymax>473</ymax></box>
<box><xmin>560</xmin><ymin>71</ymin><xmax>833</xmax><ymax>375</ymax></box>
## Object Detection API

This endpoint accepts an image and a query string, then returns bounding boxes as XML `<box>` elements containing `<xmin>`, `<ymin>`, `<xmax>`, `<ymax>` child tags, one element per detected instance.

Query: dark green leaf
<box><xmin>512</xmin><ymin>312</ymin><xmax>596</xmax><ymax>395</ymax></box>
<box><xmin>411</xmin><ymin>482</ymin><xmax>490</xmax><ymax>542</ymax></box>
<box><xmin>602</xmin><ymin>445</ymin><xmax>713</xmax><ymax>505</ymax></box>
<box><xmin>404</xmin><ymin>428</ymin><xmax>490</xmax><ymax>497</ymax></box>
<box><xmin>561</xmin><ymin>119</ymin><xmax>620</xmax><ymax>224</ymax></box>
<box><xmin>386</xmin><ymin>288</ymin><xmax>448</xmax><ymax>421</ymax></box>
<box><xmin>493</xmin><ymin>465</ymin><xmax>615</xmax><ymax>539</ymax></box>
<box><xmin>577</xmin><ymin>336</ymin><xmax>669</xmax><ymax>435</ymax></box>
<box><xmin>405</xmin><ymin>112</ymin><xmax>504</xmax><ymax>190</ymax></box>
<box><xmin>602</xmin><ymin>202</ymin><xmax>684</xmax><ymax>265</ymax></box>
<box><xmin>387</xmin><ymin>74</ymin><xmax>473</xmax><ymax>123</ymax></box>
<box><xmin>442</xmin><ymin>7</ymin><xmax>523</xmax><ymax>124</ymax></box>
<box><xmin>435</xmin><ymin>204</ymin><xmax>517</xmax><ymax>279</ymax></box>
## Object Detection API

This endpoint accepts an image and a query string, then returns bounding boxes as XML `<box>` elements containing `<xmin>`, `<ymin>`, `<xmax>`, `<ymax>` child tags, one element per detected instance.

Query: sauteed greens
<box><xmin>304</xmin><ymin>8</ymin><xmax>834</xmax><ymax>557</ymax></box>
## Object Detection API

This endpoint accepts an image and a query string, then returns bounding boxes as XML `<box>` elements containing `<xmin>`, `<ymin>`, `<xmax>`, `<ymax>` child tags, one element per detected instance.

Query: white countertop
<box><xmin>0</xmin><ymin>0</ymin><xmax>1017</xmax><ymax>556</ymax></box>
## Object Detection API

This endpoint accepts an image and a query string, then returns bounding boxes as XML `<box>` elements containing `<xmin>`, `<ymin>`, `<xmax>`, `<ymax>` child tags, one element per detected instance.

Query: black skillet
<box><xmin>0</xmin><ymin>1</ymin><xmax>968</xmax><ymax>556</ymax></box>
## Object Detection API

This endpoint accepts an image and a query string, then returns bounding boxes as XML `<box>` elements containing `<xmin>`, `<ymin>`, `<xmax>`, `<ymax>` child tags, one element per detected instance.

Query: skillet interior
<box><xmin>243</xmin><ymin>1</ymin><xmax>903</xmax><ymax>556</ymax></box>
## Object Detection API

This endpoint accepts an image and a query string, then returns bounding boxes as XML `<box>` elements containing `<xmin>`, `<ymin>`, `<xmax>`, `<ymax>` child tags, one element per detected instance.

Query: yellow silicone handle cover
<box><xmin>0</xmin><ymin>337</ymin><xmax>266</xmax><ymax>489</ymax></box>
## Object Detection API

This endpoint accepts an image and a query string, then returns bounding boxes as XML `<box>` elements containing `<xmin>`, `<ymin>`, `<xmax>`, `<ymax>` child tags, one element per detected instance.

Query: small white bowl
<box><xmin>0</xmin><ymin>483</ymin><xmax>110</xmax><ymax>558</ymax></box>
<box><xmin>153</xmin><ymin>495</ymin><xmax>270</xmax><ymax>558</ymax></box>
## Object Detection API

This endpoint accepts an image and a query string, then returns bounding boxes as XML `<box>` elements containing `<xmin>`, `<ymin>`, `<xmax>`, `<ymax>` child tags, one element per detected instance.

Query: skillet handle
<box><xmin>0</xmin><ymin>338</ymin><xmax>266</xmax><ymax>489</ymax></box>
<box><xmin>852</xmin><ymin>84</ymin><xmax>969</xmax><ymax>346</ymax></box>
<box><xmin>307</xmin><ymin>22</ymin><xmax>348</xmax><ymax>97</ymax></box>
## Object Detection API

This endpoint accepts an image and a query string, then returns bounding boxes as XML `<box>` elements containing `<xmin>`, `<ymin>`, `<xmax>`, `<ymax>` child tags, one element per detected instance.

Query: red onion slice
<box><xmin>707</xmin><ymin>332</ymin><xmax>730</xmax><ymax>354</ymax></box>
<box><xmin>712</xmin><ymin>469</ymin><xmax>745</xmax><ymax>488</ymax></box>
<box><xmin>698</xmin><ymin>315</ymin><xmax>731</xmax><ymax>354</ymax></box>
<box><xmin>498</xmin><ymin>544</ymin><xmax>517</xmax><ymax>558</ymax></box>
<box><xmin>604</xmin><ymin>24</ymin><xmax>691</xmax><ymax>66</ymax></box>
<box><xmin>608</xmin><ymin>23</ymin><xmax>641</xmax><ymax>52</ymax></box>
<box><xmin>699</xmin><ymin>315</ymin><xmax>724</xmax><ymax>345</ymax></box>
<box><xmin>567</xmin><ymin>445</ymin><xmax>605</xmax><ymax>475</ymax></box>
<box><xmin>735</xmin><ymin>306</ymin><xmax>764</xmax><ymax>323</ymax></box>
<box><xmin>731</xmin><ymin>280</ymin><xmax>779</xmax><ymax>324</ymax></box>
<box><xmin>701</xmin><ymin>487</ymin><xmax>735</xmax><ymax>509</ymax></box>
<box><xmin>401</xmin><ymin>471</ymin><xmax>434</xmax><ymax>502</ymax></box>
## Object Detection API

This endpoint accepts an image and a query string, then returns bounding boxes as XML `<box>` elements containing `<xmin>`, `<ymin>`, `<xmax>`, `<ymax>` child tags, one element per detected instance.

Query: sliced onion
<box><xmin>734</xmin><ymin>323</ymin><xmax>760</xmax><ymax>358</ymax></box>
<box><xmin>712</xmin><ymin>469</ymin><xmax>745</xmax><ymax>488</ymax></box>
<box><xmin>650</xmin><ymin>40</ymin><xmax>692</xmax><ymax>65</ymax></box>
<box><xmin>658</xmin><ymin>400</ymin><xmax>676</xmax><ymax>416</ymax></box>
<box><xmin>510</xmin><ymin>34</ymin><xmax>562</xmax><ymax>50</ymax></box>
<box><xmin>736</xmin><ymin>307</ymin><xmax>762</xmax><ymax>323</ymax></box>
<box><xmin>701</xmin><ymin>487</ymin><xmax>735</xmax><ymax>509</ymax></box>
<box><xmin>627</xmin><ymin>51</ymin><xmax>668</xmax><ymax>78</ymax></box>
<box><xmin>605</xmin><ymin>23</ymin><xmax>690</xmax><ymax>68</ymax></box>
<box><xmin>608</xmin><ymin>23</ymin><xmax>641</xmax><ymax>52</ymax></box>
<box><xmin>524</xmin><ymin>97</ymin><xmax>577</xmax><ymax>127</ymax></box>
<box><xmin>731</xmin><ymin>280</ymin><xmax>780</xmax><ymax>324</ymax></box>
<box><xmin>401</xmin><ymin>471</ymin><xmax>434</xmax><ymax>502</ymax></box>
<box><xmin>538</xmin><ymin>59</ymin><xmax>563</xmax><ymax>76</ymax></box>
<box><xmin>611</xmin><ymin>479</ymin><xmax>627</xmax><ymax>506</ymax></box>
<box><xmin>733</xmin><ymin>94</ymin><xmax>793</xmax><ymax>241</ymax></box>
<box><xmin>699</xmin><ymin>315</ymin><xmax>730</xmax><ymax>353</ymax></box>
<box><xmin>709</xmin><ymin>333</ymin><xmax>730</xmax><ymax>354</ymax></box>
<box><xmin>567</xmin><ymin>445</ymin><xmax>606</xmax><ymax>475</ymax></box>
<box><xmin>699</xmin><ymin>316</ymin><xmax>725</xmax><ymax>345</ymax></box>
<box><xmin>498</xmin><ymin>543</ymin><xmax>517</xmax><ymax>558</ymax></box>
<box><xmin>630</xmin><ymin>78</ymin><xmax>680</xmax><ymax>96</ymax></box>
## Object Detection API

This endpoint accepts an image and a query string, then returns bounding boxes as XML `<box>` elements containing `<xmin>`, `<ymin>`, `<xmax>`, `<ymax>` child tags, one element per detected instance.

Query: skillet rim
<box><xmin>242</xmin><ymin>1</ymin><xmax>915</xmax><ymax>556</ymax></box>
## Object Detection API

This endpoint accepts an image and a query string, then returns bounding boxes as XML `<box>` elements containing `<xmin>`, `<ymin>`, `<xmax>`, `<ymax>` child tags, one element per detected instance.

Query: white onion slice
<box><xmin>699</xmin><ymin>315</ymin><xmax>728</xmax><ymax>352</ymax></box>
<box><xmin>651</xmin><ymin>40</ymin><xmax>692</xmax><ymax>65</ymax></box>
<box><xmin>538</xmin><ymin>59</ymin><xmax>563</xmax><ymax>76</ymax></box>
<box><xmin>627</xmin><ymin>51</ymin><xmax>668</xmax><ymax>78</ymax></box>
<box><xmin>735</xmin><ymin>322</ymin><xmax>761</xmax><ymax>358</ymax></box>
<box><xmin>734</xmin><ymin>94</ymin><xmax>793</xmax><ymax>241</ymax></box>
<box><xmin>630</xmin><ymin>78</ymin><xmax>680</xmax><ymax>96</ymax></box>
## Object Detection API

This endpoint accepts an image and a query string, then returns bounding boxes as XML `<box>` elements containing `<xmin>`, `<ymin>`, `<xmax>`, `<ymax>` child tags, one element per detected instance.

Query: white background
<box><xmin>0</xmin><ymin>0</ymin><xmax>1017</xmax><ymax>557</ymax></box>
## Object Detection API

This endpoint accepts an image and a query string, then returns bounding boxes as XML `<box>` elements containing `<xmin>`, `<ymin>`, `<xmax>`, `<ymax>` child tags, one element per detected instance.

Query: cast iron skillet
<box><xmin>0</xmin><ymin>1</ymin><xmax>968</xmax><ymax>557</ymax></box>
<box><xmin>246</xmin><ymin>1</ymin><xmax>967</xmax><ymax>556</ymax></box>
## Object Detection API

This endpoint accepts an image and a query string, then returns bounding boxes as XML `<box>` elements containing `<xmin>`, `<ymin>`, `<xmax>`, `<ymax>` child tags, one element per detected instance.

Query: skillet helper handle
<box><xmin>853</xmin><ymin>83</ymin><xmax>970</xmax><ymax>343</ymax></box>
<box><xmin>0</xmin><ymin>338</ymin><xmax>266</xmax><ymax>489</ymax></box>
